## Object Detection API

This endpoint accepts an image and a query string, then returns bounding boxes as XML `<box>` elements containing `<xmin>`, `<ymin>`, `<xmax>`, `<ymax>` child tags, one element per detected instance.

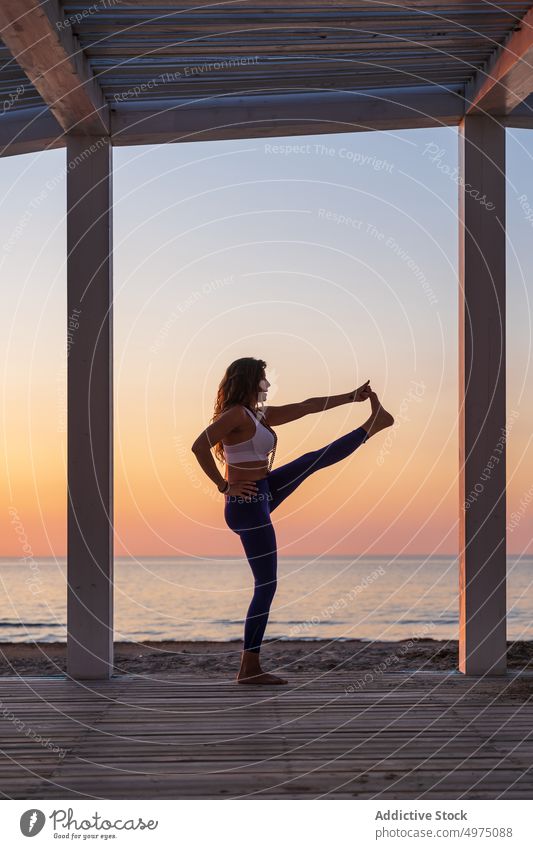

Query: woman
<box><xmin>191</xmin><ymin>357</ymin><xmax>394</xmax><ymax>685</ymax></box>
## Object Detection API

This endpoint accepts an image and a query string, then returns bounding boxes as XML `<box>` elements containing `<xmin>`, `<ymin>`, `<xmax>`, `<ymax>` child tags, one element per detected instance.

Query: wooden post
<box><xmin>66</xmin><ymin>135</ymin><xmax>113</xmax><ymax>680</ymax></box>
<box><xmin>458</xmin><ymin>116</ymin><xmax>506</xmax><ymax>675</ymax></box>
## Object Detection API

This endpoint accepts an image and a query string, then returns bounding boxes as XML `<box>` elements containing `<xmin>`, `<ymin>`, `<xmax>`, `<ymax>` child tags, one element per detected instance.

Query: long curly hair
<box><xmin>211</xmin><ymin>357</ymin><xmax>267</xmax><ymax>465</ymax></box>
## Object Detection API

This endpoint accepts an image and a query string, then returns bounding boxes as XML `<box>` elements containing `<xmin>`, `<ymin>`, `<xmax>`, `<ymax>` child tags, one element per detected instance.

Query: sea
<box><xmin>0</xmin><ymin>556</ymin><xmax>531</xmax><ymax>644</ymax></box>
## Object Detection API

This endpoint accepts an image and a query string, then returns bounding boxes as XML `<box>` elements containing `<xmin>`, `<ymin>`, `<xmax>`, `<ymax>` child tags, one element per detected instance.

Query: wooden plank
<box><xmin>60</xmin><ymin>0</ymin><xmax>529</xmax><ymax>8</ymax></box>
<box><xmin>73</xmin><ymin>23</ymin><xmax>520</xmax><ymax>40</ymax></box>
<box><xmin>0</xmin><ymin>0</ymin><xmax>109</xmax><ymax>134</ymax></box>
<box><xmin>81</xmin><ymin>41</ymin><xmax>501</xmax><ymax>56</ymax></box>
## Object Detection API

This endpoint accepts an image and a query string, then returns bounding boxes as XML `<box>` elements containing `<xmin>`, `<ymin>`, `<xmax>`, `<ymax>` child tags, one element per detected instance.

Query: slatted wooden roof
<box><xmin>1</xmin><ymin>1</ymin><xmax>533</xmax><ymax>154</ymax></box>
<box><xmin>60</xmin><ymin>0</ymin><xmax>531</xmax><ymax>101</ymax></box>
<box><xmin>0</xmin><ymin>40</ymin><xmax>42</xmax><ymax>109</ymax></box>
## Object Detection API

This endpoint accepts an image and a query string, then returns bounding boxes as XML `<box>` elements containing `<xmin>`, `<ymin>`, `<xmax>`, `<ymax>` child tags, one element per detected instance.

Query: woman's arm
<box><xmin>264</xmin><ymin>381</ymin><xmax>370</xmax><ymax>427</ymax></box>
<box><xmin>191</xmin><ymin>444</ymin><xmax>227</xmax><ymax>491</ymax></box>
<box><xmin>191</xmin><ymin>406</ymin><xmax>246</xmax><ymax>490</ymax></box>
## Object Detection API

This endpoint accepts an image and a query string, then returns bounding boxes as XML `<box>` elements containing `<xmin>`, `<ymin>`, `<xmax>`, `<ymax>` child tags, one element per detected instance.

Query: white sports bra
<box><xmin>222</xmin><ymin>406</ymin><xmax>276</xmax><ymax>464</ymax></box>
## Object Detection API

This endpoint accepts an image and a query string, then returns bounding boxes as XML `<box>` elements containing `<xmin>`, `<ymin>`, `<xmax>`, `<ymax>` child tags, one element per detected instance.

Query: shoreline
<box><xmin>1</xmin><ymin>638</ymin><xmax>532</xmax><ymax>677</ymax></box>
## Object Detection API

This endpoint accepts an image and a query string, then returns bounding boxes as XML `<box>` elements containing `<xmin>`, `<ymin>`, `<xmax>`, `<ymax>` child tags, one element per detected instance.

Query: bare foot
<box><xmin>236</xmin><ymin>650</ymin><xmax>288</xmax><ymax>685</ymax></box>
<box><xmin>362</xmin><ymin>390</ymin><xmax>394</xmax><ymax>439</ymax></box>
<box><xmin>237</xmin><ymin>671</ymin><xmax>288</xmax><ymax>685</ymax></box>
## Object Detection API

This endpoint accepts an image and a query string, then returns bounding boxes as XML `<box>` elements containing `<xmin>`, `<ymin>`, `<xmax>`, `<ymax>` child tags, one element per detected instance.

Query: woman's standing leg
<box><xmin>224</xmin><ymin>486</ymin><xmax>287</xmax><ymax>684</ymax></box>
<box><xmin>238</xmin><ymin>520</ymin><xmax>278</xmax><ymax>652</ymax></box>
<box><xmin>267</xmin><ymin>425</ymin><xmax>369</xmax><ymax>512</ymax></box>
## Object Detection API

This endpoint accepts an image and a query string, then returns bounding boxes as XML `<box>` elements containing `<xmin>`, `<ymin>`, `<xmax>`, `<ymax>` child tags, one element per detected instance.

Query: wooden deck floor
<box><xmin>1</xmin><ymin>671</ymin><xmax>533</xmax><ymax>799</ymax></box>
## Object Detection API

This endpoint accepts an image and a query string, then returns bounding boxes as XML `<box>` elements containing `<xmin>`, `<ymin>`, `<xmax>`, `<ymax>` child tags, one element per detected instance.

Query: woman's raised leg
<box><xmin>267</xmin><ymin>425</ymin><xmax>369</xmax><ymax>512</ymax></box>
<box><xmin>267</xmin><ymin>391</ymin><xmax>393</xmax><ymax>512</ymax></box>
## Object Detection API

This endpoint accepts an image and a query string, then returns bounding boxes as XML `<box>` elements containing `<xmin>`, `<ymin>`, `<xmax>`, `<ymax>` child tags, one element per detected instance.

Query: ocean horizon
<box><xmin>1</xmin><ymin>555</ymin><xmax>531</xmax><ymax>645</ymax></box>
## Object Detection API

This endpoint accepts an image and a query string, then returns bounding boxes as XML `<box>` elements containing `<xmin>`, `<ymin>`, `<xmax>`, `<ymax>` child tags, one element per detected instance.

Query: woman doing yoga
<box><xmin>191</xmin><ymin>357</ymin><xmax>394</xmax><ymax>685</ymax></box>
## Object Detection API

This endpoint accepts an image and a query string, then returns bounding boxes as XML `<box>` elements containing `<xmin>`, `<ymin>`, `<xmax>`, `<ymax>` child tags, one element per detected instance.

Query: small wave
<box><xmin>273</xmin><ymin>619</ymin><xmax>331</xmax><ymax>626</ymax></box>
<box><xmin>390</xmin><ymin>617</ymin><xmax>457</xmax><ymax>626</ymax></box>
<box><xmin>273</xmin><ymin>619</ymin><xmax>353</xmax><ymax>626</ymax></box>
<box><xmin>274</xmin><ymin>636</ymin><xmax>372</xmax><ymax>642</ymax></box>
<box><xmin>209</xmin><ymin>619</ymin><xmax>241</xmax><ymax>625</ymax></box>
<box><xmin>0</xmin><ymin>621</ymin><xmax>64</xmax><ymax>628</ymax></box>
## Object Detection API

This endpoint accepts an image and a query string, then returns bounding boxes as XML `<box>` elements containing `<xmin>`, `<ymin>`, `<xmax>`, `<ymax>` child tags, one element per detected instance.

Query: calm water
<box><xmin>0</xmin><ymin>556</ymin><xmax>532</xmax><ymax>644</ymax></box>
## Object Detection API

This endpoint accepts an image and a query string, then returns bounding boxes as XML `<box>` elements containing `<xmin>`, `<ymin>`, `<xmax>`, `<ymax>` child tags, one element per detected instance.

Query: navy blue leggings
<box><xmin>223</xmin><ymin>425</ymin><xmax>369</xmax><ymax>652</ymax></box>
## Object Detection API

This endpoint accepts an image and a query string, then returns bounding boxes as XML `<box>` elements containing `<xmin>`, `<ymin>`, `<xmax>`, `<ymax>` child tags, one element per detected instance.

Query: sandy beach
<box><xmin>1</xmin><ymin>638</ymin><xmax>532</xmax><ymax>678</ymax></box>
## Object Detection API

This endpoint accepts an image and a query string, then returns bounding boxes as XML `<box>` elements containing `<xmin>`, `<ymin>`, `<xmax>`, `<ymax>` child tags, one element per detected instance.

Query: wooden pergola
<box><xmin>1</xmin><ymin>0</ymin><xmax>531</xmax><ymax>680</ymax></box>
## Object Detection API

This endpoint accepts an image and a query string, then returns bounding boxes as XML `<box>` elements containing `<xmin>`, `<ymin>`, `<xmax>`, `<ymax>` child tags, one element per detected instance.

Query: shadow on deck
<box><xmin>1</xmin><ymin>671</ymin><xmax>533</xmax><ymax>799</ymax></box>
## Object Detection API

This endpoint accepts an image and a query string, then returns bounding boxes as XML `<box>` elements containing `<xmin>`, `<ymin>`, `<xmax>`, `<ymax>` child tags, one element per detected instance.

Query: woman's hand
<box><xmin>225</xmin><ymin>480</ymin><xmax>259</xmax><ymax>499</ymax></box>
<box><xmin>352</xmin><ymin>379</ymin><xmax>372</xmax><ymax>402</ymax></box>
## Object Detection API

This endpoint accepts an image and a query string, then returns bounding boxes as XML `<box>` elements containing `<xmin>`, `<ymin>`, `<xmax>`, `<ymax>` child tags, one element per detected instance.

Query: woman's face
<box><xmin>257</xmin><ymin>374</ymin><xmax>270</xmax><ymax>400</ymax></box>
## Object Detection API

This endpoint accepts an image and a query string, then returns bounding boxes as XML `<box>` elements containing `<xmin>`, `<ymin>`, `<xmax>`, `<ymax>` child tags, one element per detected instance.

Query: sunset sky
<box><xmin>1</xmin><ymin>126</ymin><xmax>532</xmax><ymax>558</ymax></box>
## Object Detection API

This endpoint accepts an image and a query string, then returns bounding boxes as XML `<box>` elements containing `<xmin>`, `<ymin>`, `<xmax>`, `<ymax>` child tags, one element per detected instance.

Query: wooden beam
<box><xmin>111</xmin><ymin>88</ymin><xmax>463</xmax><ymax>146</ymax></box>
<box><xmin>0</xmin><ymin>88</ymin><xmax>466</xmax><ymax>158</ymax></box>
<box><xmin>458</xmin><ymin>115</ymin><xmax>506</xmax><ymax>676</ymax></box>
<box><xmin>504</xmin><ymin>93</ymin><xmax>533</xmax><ymax>127</ymax></box>
<box><xmin>87</xmin><ymin>0</ymin><xmax>505</xmax><ymax>6</ymax></box>
<box><xmin>0</xmin><ymin>0</ymin><xmax>109</xmax><ymax>134</ymax></box>
<box><xmin>0</xmin><ymin>106</ymin><xmax>64</xmax><ymax>157</ymax></box>
<box><xmin>465</xmin><ymin>6</ymin><xmax>533</xmax><ymax>115</ymax></box>
<box><xmin>66</xmin><ymin>134</ymin><xmax>114</xmax><ymax>680</ymax></box>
